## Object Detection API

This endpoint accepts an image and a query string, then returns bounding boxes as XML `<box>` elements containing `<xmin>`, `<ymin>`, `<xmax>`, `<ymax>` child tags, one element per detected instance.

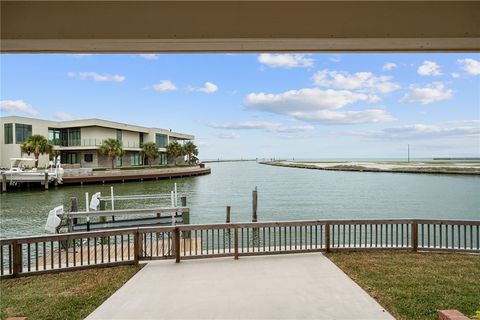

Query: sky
<box><xmin>1</xmin><ymin>53</ymin><xmax>479</xmax><ymax>160</ymax></box>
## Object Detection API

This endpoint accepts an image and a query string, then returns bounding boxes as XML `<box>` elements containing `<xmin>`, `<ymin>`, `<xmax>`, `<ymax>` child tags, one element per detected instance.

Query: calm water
<box><xmin>1</xmin><ymin>162</ymin><xmax>479</xmax><ymax>238</ymax></box>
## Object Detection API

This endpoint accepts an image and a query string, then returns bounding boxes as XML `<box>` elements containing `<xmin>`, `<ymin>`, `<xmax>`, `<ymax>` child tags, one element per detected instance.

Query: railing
<box><xmin>1</xmin><ymin>219</ymin><xmax>478</xmax><ymax>278</ymax></box>
<box><xmin>50</xmin><ymin>139</ymin><xmax>142</xmax><ymax>148</ymax></box>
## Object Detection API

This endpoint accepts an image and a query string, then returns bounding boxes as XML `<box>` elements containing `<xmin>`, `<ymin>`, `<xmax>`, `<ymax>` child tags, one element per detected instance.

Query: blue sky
<box><xmin>1</xmin><ymin>53</ymin><xmax>479</xmax><ymax>159</ymax></box>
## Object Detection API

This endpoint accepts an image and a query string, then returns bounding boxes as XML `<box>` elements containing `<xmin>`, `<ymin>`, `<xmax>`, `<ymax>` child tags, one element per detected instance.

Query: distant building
<box><xmin>0</xmin><ymin>116</ymin><xmax>194</xmax><ymax>169</ymax></box>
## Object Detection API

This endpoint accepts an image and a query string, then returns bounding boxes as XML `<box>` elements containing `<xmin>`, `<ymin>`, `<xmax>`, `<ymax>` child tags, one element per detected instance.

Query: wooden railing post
<box><xmin>174</xmin><ymin>227</ymin><xmax>181</xmax><ymax>263</ymax></box>
<box><xmin>134</xmin><ymin>230</ymin><xmax>141</xmax><ymax>265</ymax></box>
<box><xmin>234</xmin><ymin>225</ymin><xmax>239</xmax><ymax>260</ymax></box>
<box><xmin>12</xmin><ymin>241</ymin><xmax>22</xmax><ymax>277</ymax></box>
<box><xmin>325</xmin><ymin>223</ymin><xmax>331</xmax><ymax>253</ymax></box>
<box><xmin>412</xmin><ymin>221</ymin><xmax>418</xmax><ymax>252</ymax></box>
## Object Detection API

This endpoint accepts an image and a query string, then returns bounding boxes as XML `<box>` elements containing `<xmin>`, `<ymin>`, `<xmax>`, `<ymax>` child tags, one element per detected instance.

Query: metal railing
<box><xmin>1</xmin><ymin>219</ymin><xmax>479</xmax><ymax>278</ymax></box>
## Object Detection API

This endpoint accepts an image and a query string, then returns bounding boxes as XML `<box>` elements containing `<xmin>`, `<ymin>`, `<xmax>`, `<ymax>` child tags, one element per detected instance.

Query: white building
<box><xmin>0</xmin><ymin>116</ymin><xmax>194</xmax><ymax>169</ymax></box>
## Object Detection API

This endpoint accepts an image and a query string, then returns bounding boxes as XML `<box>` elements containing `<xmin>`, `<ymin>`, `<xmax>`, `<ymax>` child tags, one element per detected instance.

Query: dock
<box><xmin>62</xmin><ymin>167</ymin><xmax>211</xmax><ymax>185</ymax></box>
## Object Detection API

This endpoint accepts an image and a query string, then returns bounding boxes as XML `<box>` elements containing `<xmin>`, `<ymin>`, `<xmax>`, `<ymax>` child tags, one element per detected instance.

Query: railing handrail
<box><xmin>2</xmin><ymin>218</ymin><xmax>479</xmax><ymax>244</ymax></box>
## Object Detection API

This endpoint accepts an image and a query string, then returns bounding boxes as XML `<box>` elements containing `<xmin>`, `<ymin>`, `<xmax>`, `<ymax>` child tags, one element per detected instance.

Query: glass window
<box><xmin>15</xmin><ymin>123</ymin><xmax>32</xmax><ymax>144</ymax></box>
<box><xmin>117</xmin><ymin>129</ymin><xmax>122</xmax><ymax>141</ymax></box>
<box><xmin>115</xmin><ymin>156</ymin><xmax>122</xmax><ymax>167</ymax></box>
<box><xmin>155</xmin><ymin>134</ymin><xmax>168</xmax><ymax>148</ymax></box>
<box><xmin>130</xmin><ymin>152</ymin><xmax>143</xmax><ymax>166</ymax></box>
<box><xmin>48</xmin><ymin>128</ymin><xmax>61</xmax><ymax>145</ymax></box>
<box><xmin>68</xmin><ymin>128</ymin><xmax>81</xmax><ymax>146</ymax></box>
<box><xmin>139</xmin><ymin>133</ymin><xmax>144</xmax><ymax>147</ymax></box>
<box><xmin>4</xmin><ymin>123</ymin><xmax>13</xmax><ymax>144</ymax></box>
<box><xmin>159</xmin><ymin>153</ymin><xmax>167</xmax><ymax>165</ymax></box>
<box><xmin>84</xmin><ymin>154</ymin><xmax>93</xmax><ymax>162</ymax></box>
<box><xmin>61</xmin><ymin>152</ymin><xmax>80</xmax><ymax>164</ymax></box>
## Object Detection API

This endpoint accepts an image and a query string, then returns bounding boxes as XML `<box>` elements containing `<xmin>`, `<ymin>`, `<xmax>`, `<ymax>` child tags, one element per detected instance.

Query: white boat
<box><xmin>2</xmin><ymin>157</ymin><xmax>64</xmax><ymax>185</ymax></box>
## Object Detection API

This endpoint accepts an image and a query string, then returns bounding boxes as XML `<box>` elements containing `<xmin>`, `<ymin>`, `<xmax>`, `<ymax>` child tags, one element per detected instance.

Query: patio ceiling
<box><xmin>1</xmin><ymin>1</ymin><xmax>479</xmax><ymax>53</ymax></box>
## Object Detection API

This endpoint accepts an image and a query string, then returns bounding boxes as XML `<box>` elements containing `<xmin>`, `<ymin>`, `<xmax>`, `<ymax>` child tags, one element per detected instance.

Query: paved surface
<box><xmin>86</xmin><ymin>253</ymin><xmax>394</xmax><ymax>320</ymax></box>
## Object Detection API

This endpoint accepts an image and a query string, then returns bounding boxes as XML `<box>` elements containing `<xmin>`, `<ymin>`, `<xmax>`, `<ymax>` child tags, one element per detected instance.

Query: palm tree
<box><xmin>140</xmin><ymin>142</ymin><xmax>160</xmax><ymax>166</ymax></box>
<box><xmin>183</xmin><ymin>141</ymin><xmax>199</xmax><ymax>165</ymax></box>
<box><xmin>20</xmin><ymin>134</ymin><xmax>53</xmax><ymax>168</ymax></box>
<box><xmin>165</xmin><ymin>141</ymin><xmax>183</xmax><ymax>165</ymax></box>
<box><xmin>99</xmin><ymin>138</ymin><xmax>124</xmax><ymax>169</ymax></box>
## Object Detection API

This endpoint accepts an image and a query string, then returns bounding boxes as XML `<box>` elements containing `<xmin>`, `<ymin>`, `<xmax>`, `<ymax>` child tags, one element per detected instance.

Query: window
<box><xmin>130</xmin><ymin>152</ymin><xmax>143</xmax><ymax>166</ymax></box>
<box><xmin>68</xmin><ymin>128</ymin><xmax>81</xmax><ymax>146</ymax></box>
<box><xmin>139</xmin><ymin>133</ymin><xmax>144</xmax><ymax>147</ymax></box>
<box><xmin>15</xmin><ymin>123</ymin><xmax>32</xmax><ymax>144</ymax></box>
<box><xmin>155</xmin><ymin>133</ymin><xmax>168</xmax><ymax>148</ymax></box>
<box><xmin>61</xmin><ymin>152</ymin><xmax>80</xmax><ymax>164</ymax></box>
<box><xmin>116</xmin><ymin>129</ymin><xmax>122</xmax><ymax>141</ymax></box>
<box><xmin>48</xmin><ymin>128</ymin><xmax>61</xmax><ymax>145</ymax></box>
<box><xmin>4</xmin><ymin>123</ymin><xmax>13</xmax><ymax>144</ymax></box>
<box><xmin>84</xmin><ymin>154</ymin><xmax>93</xmax><ymax>162</ymax></box>
<box><xmin>115</xmin><ymin>156</ymin><xmax>123</xmax><ymax>167</ymax></box>
<box><xmin>159</xmin><ymin>152</ymin><xmax>167</xmax><ymax>165</ymax></box>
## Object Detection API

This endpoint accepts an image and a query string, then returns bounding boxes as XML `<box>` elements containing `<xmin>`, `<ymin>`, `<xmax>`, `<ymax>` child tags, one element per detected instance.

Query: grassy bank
<box><xmin>0</xmin><ymin>265</ymin><xmax>142</xmax><ymax>320</ymax></box>
<box><xmin>326</xmin><ymin>251</ymin><xmax>480</xmax><ymax>320</ymax></box>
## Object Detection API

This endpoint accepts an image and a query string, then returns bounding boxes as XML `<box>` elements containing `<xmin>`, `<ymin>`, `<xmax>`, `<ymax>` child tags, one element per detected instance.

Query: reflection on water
<box><xmin>1</xmin><ymin>162</ymin><xmax>479</xmax><ymax>238</ymax></box>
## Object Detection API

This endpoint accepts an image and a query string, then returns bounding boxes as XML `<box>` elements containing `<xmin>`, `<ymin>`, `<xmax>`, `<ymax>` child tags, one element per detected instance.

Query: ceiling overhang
<box><xmin>2</xmin><ymin>1</ymin><xmax>479</xmax><ymax>53</ymax></box>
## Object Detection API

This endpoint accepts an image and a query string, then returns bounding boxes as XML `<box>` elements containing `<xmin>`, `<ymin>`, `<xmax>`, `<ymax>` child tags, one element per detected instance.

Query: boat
<box><xmin>1</xmin><ymin>157</ymin><xmax>64</xmax><ymax>185</ymax></box>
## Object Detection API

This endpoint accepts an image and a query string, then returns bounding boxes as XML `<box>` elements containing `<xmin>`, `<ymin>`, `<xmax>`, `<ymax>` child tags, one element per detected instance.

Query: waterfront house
<box><xmin>0</xmin><ymin>116</ymin><xmax>193</xmax><ymax>169</ymax></box>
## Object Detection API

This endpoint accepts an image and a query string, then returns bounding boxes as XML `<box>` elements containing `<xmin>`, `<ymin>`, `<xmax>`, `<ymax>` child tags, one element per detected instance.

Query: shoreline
<box><xmin>260</xmin><ymin>161</ymin><xmax>480</xmax><ymax>176</ymax></box>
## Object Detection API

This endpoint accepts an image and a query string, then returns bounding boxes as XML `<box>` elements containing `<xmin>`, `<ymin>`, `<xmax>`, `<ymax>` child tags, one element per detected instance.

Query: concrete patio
<box><xmin>86</xmin><ymin>253</ymin><xmax>394</xmax><ymax>320</ymax></box>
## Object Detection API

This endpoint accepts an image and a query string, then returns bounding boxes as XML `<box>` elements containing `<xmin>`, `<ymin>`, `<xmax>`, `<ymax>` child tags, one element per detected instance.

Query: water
<box><xmin>1</xmin><ymin>162</ymin><xmax>479</xmax><ymax>238</ymax></box>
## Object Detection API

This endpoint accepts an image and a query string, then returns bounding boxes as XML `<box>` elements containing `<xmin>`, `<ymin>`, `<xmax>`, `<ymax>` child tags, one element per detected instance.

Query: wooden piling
<box><xmin>70</xmin><ymin>197</ymin><xmax>78</xmax><ymax>227</ymax></box>
<box><xmin>252</xmin><ymin>187</ymin><xmax>258</xmax><ymax>222</ymax></box>
<box><xmin>44</xmin><ymin>172</ymin><xmax>49</xmax><ymax>190</ymax></box>
<box><xmin>174</xmin><ymin>227</ymin><xmax>181</xmax><ymax>263</ymax></box>
<box><xmin>412</xmin><ymin>222</ymin><xmax>418</xmax><ymax>252</ymax></box>
<box><xmin>1</xmin><ymin>173</ymin><xmax>6</xmax><ymax>192</ymax></box>
<box><xmin>226</xmin><ymin>206</ymin><xmax>231</xmax><ymax>223</ymax></box>
<box><xmin>12</xmin><ymin>241</ymin><xmax>22</xmax><ymax>277</ymax></box>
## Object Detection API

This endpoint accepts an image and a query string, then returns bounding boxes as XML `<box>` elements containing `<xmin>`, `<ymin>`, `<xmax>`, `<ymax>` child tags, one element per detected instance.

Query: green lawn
<box><xmin>326</xmin><ymin>251</ymin><xmax>480</xmax><ymax>320</ymax></box>
<box><xmin>0</xmin><ymin>265</ymin><xmax>142</xmax><ymax>320</ymax></box>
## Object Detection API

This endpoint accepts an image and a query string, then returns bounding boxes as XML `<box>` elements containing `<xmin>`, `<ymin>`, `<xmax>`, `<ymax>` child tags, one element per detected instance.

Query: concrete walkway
<box><xmin>86</xmin><ymin>253</ymin><xmax>394</xmax><ymax>320</ymax></box>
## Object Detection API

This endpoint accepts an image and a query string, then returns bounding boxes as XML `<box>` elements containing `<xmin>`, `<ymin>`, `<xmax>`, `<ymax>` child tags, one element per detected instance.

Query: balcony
<box><xmin>51</xmin><ymin>139</ymin><xmax>142</xmax><ymax>149</ymax></box>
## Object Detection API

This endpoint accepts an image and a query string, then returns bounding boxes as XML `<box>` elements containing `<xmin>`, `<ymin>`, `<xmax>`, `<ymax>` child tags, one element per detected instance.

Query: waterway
<box><xmin>1</xmin><ymin>162</ymin><xmax>479</xmax><ymax>238</ymax></box>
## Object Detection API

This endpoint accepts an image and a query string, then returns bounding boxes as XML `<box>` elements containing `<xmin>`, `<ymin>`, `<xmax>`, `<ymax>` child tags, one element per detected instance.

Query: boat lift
<box><xmin>45</xmin><ymin>183</ymin><xmax>189</xmax><ymax>233</ymax></box>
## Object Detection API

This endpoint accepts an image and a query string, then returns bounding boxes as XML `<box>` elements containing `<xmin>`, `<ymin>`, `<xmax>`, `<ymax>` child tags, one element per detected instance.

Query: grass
<box><xmin>0</xmin><ymin>265</ymin><xmax>142</xmax><ymax>320</ymax></box>
<box><xmin>326</xmin><ymin>251</ymin><xmax>480</xmax><ymax>320</ymax></box>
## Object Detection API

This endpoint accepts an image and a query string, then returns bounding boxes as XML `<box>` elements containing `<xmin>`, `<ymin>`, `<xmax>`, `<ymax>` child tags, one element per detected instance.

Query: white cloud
<box><xmin>213</xmin><ymin>132</ymin><xmax>240</xmax><ymax>139</ymax></box>
<box><xmin>350</xmin><ymin>120</ymin><xmax>480</xmax><ymax>140</ymax></box>
<box><xmin>196</xmin><ymin>82</ymin><xmax>218</xmax><ymax>94</ymax></box>
<box><xmin>312</xmin><ymin>70</ymin><xmax>400</xmax><ymax>94</ymax></box>
<box><xmin>209</xmin><ymin>120</ymin><xmax>314</xmax><ymax>133</ymax></box>
<box><xmin>457</xmin><ymin>58</ymin><xmax>480</xmax><ymax>75</ymax></box>
<box><xmin>68</xmin><ymin>72</ymin><xmax>125</xmax><ymax>82</ymax></box>
<box><xmin>451</xmin><ymin>73</ymin><xmax>460</xmax><ymax>78</ymax></box>
<box><xmin>329</xmin><ymin>55</ymin><xmax>341</xmax><ymax>63</ymax></box>
<box><xmin>0</xmin><ymin>100</ymin><xmax>38</xmax><ymax>116</ymax></box>
<box><xmin>53</xmin><ymin>111</ymin><xmax>75</xmax><ymax>121</ymax></box>
<box><xmin>417</xmin><ymin>61</ymin><xmax>442</xmax><ymax>76</ymax></box>
<box><xmin>152</xmin><ymin>80</ymin><xmax>177</xmax><ymax>92</ymax></box>
<box><xmin>401</xmin><ymin>82</ymin><xmax>453</xmax><ymax>105</ymax></box>
<box><xmin>244</xmin><ymin>88</ymin><xmax>394</xmax><ymax>124</ymax></box>
<box><xmin>258</xmin><ymin>54</ymin><xmax>314</xmax><ymax>69</ymax></box>
<box><xmin>382</xmin><ymin>63</ymin><xmax>397</xmax><ymax>71</ymax></box>
<box><xmin>139</xmin><ymin>54</ymin><xmax>159</xmax><ymax>60</ymax></box>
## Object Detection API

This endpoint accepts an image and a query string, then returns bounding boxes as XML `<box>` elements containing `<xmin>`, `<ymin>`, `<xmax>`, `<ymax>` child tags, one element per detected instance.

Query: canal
<box><xmin>1</xmin><ymin>162</ymin><xmax>479</xmax><ymax>238</ymax></box>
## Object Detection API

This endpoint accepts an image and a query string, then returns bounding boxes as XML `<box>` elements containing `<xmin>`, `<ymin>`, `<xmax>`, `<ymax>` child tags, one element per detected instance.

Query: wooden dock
<box><xmin>62</xmin><ymin>167</ymin><xmax>211</xmax><ymax>185</ymax></box>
